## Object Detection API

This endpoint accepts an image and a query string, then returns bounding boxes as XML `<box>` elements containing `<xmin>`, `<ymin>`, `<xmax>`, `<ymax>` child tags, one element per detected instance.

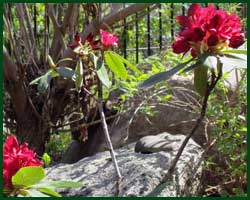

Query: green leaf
<box><xmin>26</xmin><ymin>189</ymin><xmax>50</xmax><ymax>197</ymax></box>
<box><xmin>182</xmin><ymin>61</ymin><xmax>202</xmax><ymax>73</ymax></box>
<box><xmin>109</xmin><ymin>51</ymin><xmax>141</xmax><ymax>74</ymax></box>
<box><xmin>48</xmin><ymin>55</ymin><xmax>56</xmax><ymax>68</ymax></box>
<box><xmin>33</xmin><ymin>181</ymin><xmax>85</xmax><ymax>189</ymax></box>
<box><xmin>56</xmin><ymin>67</ymin><xmax>75</xmax><ymax>79</ymax></box>
<box><xmin>140</xmin><ymin>60</ymin><xmax>191</xmax><ymax>88</ymax></box>
<box><xmin>19</xmin><ymin>189</ymin><xmax>29</xmax><ymax>196</ymax></box>
<box><xmin>74</xmin><ymin>60</ymin><xmax>84</xmax><ymax>91</ymax></box>
<box><xmin>30</xmin><ymin>70</ymin><xmax>53</xmax><ymax>94</ymax></box>
<box><xmin>223</xmin><ymin>53</ymin><xmax>247</xmax><ymax>61</ymax></box>
<box><xmin>37</xmin><ymin>187</ymin><xmax>61</xmax><ymax>197</ymax></box>
<box><xmin>42</xmin><ymin>153</ymin><xmax>51</xmax><ymax>167</ymax></box>
<box><xmin>104</xmin><ymin>51</ymin><xmax>128</xmax><ymax>80</ymax></box>
<box><xmin>37</xmin><ymin>72</ymin><xmax>52</xmax><ymax>94</ymax></box>
<box><xmin>222</xmin><ymin>49</ymin><xmax>247</xmax><ymax>55</ymax></box>
<box><xmin>51</xmin><ymin>69</ymin><xmax>60</xmax><ymax>78</ymax></box>
<box><xmin>12</xmin><ymin>166</ymin><xmax>45</xmax><ymax>187</ymax></box>
<box><xmin>194</xmin><ymin>65</ymin><xmax>208</xmax><ymax>97</ymax></box>
<box><xmin>56</xmin><ymin>58</ymin><xmax>74</xmax><ymax>66</ymax></box>
<box><xmin>182</xmin><ymin>53</ymin><xmax>210</xmax><ymax>73</ymax></box>
<box><xmin>203</xmin><ymin>56</ymin><xmax>218</xmax><ymax>69</ymax></box>
<box><xmin>219</xmin><ymin>54</ymin><xmax>247</xmax><ymax>72</ymax></box>
<box><xmin>47</xmin><ymin>181</ymin><xmax>85</xmax><ymax>188</ymax></box>
<box><xmin>93</xmin><ymin>54</ymin><xmax>111</xmax><ymax>88</ymax></box>
<box><xmin>146</xmin><ymin>181</ymin><xmax>172</xmax><ymax>197</ymax></box>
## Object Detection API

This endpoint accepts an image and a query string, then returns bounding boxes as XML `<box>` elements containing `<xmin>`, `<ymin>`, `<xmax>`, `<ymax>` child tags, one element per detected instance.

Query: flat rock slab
<box><xmin>45</xmin><ymin>133</ymin><xmax>203</xmax><ymax>197</ymax></box>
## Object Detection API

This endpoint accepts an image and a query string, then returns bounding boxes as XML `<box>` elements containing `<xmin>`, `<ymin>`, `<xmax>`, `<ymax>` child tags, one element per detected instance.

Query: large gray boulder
<box><xmin>45</xmin><ymin>133</ymin><xmax>203</xmax><ymax>197</ymax></box>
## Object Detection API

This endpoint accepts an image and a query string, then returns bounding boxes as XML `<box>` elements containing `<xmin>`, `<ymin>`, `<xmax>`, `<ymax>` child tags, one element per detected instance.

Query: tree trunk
<box><xmin>4</xmin><ymin>46</ymin><xmax>48</xmax><ymax>155</ymax></box>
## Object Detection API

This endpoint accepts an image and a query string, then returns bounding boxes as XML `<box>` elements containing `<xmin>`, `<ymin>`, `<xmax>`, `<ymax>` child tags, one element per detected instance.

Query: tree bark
<box><xmin>4</xmin><ymin>46</ymin><xmax>47</xmax><ymax>155</ymax></box>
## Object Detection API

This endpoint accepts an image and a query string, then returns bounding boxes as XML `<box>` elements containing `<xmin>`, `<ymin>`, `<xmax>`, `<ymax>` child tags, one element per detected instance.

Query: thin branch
<box><xmin>148</xmin><ymin>63</ymin><xmax>223</xmax><ymax>196</ymax></box>
<box><xmin>3</xmin><ymin>11</ymin><xmax>21</xmax><ymax>64</ymax></box>
<box><xmin>22</xmin><ymin>3</ymin><xmax>38</xmax><ymax>63</ymax></box>
<box><xmin>16</xmin><ymin>4</ymin><xmax>32</xmax><ymax>61</ymax></box>
<box><xmin>98</xmin><ymin>51</ymin><xmax>122</xmax><ymax>196</ymax></box>
<box><xmin>80</xmin><ymin>3</ymin><xmax>153</xmax><ymax>42</ymax></box>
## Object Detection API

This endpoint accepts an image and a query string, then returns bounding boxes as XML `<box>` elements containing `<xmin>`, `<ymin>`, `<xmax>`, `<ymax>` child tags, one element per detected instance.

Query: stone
<box><xmin>45</xmin><ymin>132</ymin><xmax>203</xmax><ymax>197</ymax></box>
<box><xmin>128</xmin><ymin>75</ymin><xmax>208</xmax><ymax>146</ymax></box>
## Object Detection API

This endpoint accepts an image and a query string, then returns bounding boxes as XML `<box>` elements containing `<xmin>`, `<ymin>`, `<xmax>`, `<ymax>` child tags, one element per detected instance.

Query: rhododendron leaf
<box><xmin>47</xmin><ymin>55</ymin><xmax>56</xmax><ymax>68</ymax></box>
<box><xmin>182</xmin><ymin>61</ymin><xmax>202</xmax><ymax>73</ymax></box>
<box><xmin>223</xmin><ymin>53</ymin><xmax>247</xmax><ymax>61</ymax></box>
<box><xmin>104</xmin><ymin>51</ymin><xmax>128</xmax><ymax>80</ymax></box>
<box><xmin>12</xmin><ymin>166</ymin><xmax>45</xmax><ymax>187</ymax></box>
<box><xmin>108</xmin><ymin>51</ymin><xmax>141</xmax><ymax>74</ymax></box>
<box><xmin>93</xmin><ymin>54</ymin><xmax>111</xmax><ymax>88</ymax></box>
<box><xmin>222</xmin><ymin>49</ymin><xmax>247</xmax><ymax>55</ymax></box>
<box><xmin>181</xmin><ymin>53</ymin><xmax>210</xmax><ymax>73</ymax></box>
<box><xmin>140</xmin><ymin>60</ymin><xmax>191</xmax><ymax>88</ymax></box>
<box><xmin>33</xmin><ymin>180</ymin><xmax>85</xmax><ymax>189</ymax></box>
<box><xmin>56</xmin><ymin>58</ymin><xmax>74</xmax><ymax>66</ymax></box>
<box><xmin>74</xmin><ymin>60</ymin><xmax>84</xmax><ymax>91</ymax></box>
<box><xmin>55</xmin><ymin>67</ymin><xmax>75</xmax><ymax>79</ymax></box>
<box><xmin>30</xmin><ymin>70</ymin><xmax>53</xmax><ymax>94</ymax></box>
<box><xmin>26</xmin><ymin>189</ymin><xmax>50</xmax><ymax>197</ymax></box>
<box><xmin>46</xmin><ymin>181</ymin><xmax>85</xmax><ymax>188</ymax></box>
<box><xmin>37</xmin><ymin>187</ymin><xmax>61</xmax><ymax>197</ymax></box>
<box><xmin>203</xmin><ymin>56</ymin><xmax>218</xmax><ymax>69</ymax></box>
<box><xmin>42</xmin><ymin>153</ymin><xmax>51</xmax><ymax>167</ymax></box>
<box><xmin>219</xmin><ymin>54</ymin><xmax>247</xmax><ymax>73</ymax></box>
<box><xmin>194</xmin><ymin>65</ymin><xmax>208</xmax><ymax>97</ymax></box>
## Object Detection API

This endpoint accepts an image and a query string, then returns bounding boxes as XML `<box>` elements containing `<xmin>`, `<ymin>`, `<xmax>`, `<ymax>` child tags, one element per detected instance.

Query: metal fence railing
<box><xmin>119</xmin><ymin>3</ymin><xmax>247</xmax><ymax>64</ymax></box>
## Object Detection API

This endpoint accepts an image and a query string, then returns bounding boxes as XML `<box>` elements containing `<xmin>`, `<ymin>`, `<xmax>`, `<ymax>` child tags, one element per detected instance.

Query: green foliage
<box><xmin>12</xmin><ymin>166</ymin><xmax>45</xmax><ymax>187</ymax></box>
<box><xmin>140</xmin><ymin>59</ymin><xmax>192</xmax><ymax>88</ymax></box>
<box><xmin>42</xmin><ymin>153</ymin><xmax>52</xmax><ymax>167</ymax></box>
<box><xmin>45</xmin><ymin>132</ymin><xmax>72</xmax><ymax>162</ymax></box>
<box><xmin>10</xmin><ymin>166</ymin><xmax>85</xmax><ymax>197</ymax></box>
<box><xmin>194</xmin><ymin>65</ymin><xmax>208</xmax><ymax>97</ymax></box>
<box><xmin>104</xmin><ymin>51</ymin><xmax>128</xmax><ymax>80</ymax></box>
<box><xmin>74</xmin><ymin>59</ymin><xmax>84</xmax><ymax>91</ymax></box>
<box><xmin>205</xmin><ymin>71</ymin><xmax>246</xmax><ymax>196</ymax></box>
<box><xmin>93</xmin><ymin>53</ymin><xmax>112</xmax><ymax>88</ymax></box>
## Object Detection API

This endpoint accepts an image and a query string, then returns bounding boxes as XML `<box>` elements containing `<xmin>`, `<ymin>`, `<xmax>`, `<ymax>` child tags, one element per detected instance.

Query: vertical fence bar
<box><xmin>159</xmin><ymin>3</ymin><xmax>162</xmax><ymax>51</ymax></box>
<box><xmin>135</xmin><ymin>12</ymin><xmax>139</xmax><ymax>63</ymax></box>
<box><xmin>33</xmin><ymin>4</ymin><xmax>37</xmax><ymax>41</ymax></box>
<box><xmin>147</xmin><ymin>7</ymin><xmax>151</xmax><ymax>56</ymax></box>
<box><xmin>123</xmin><ymin>3</ymin><xmax>127</xmax><ymax>59</ymax></box>
<box><xmin>182</xmin><ymin>3</ymin><xmax>185</xmax><ymax>15</ymax></box>
<box><xmin>170</xmin><ymin>3</ymin><xmax>174</xmax><ymax>40</ymax></box>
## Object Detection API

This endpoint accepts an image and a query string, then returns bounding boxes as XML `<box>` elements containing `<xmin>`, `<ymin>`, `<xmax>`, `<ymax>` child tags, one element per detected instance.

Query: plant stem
<box><xmin>98</xmin><ymin>51</ymin><xmax>122</xmax><ymax>195</ymax></box>
<box><xmin>148</xmin><ymin>63</ymin><xmax>222</xmax><ymax>196</ymax></box>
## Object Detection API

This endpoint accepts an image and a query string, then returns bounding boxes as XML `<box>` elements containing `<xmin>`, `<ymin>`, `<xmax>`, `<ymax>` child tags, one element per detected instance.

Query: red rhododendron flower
<box><xmin>86</xmin><ymin>33</ymin><xmax>101</xmax><ymax>50</ymax></box>
<box><xmin>3</xmin><ymin>135</ymin><xmax>42</xmax><ymax>189</ymax></box>
<box><xmin>100</xmin><ymin>29</ymin><xmax>118</xmax><ymax>48</ymax></box>
<box><xmin>68</xmin><ymin>32</ymin><xmax>82</xmax><ymax>49</ymax></box>
<box><xmin>69</xmin><ymin>30</ymin><xmax>118</xmax><ymax>51</ymax></box>
<box><xmin>172</xmin><ymin>4</ymin><xmax>245</xmax><ymax>57</ymax></box>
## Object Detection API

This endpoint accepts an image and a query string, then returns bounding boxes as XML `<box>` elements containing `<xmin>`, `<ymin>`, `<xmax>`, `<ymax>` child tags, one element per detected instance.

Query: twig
<box><xmin>98</xmin><ymin>51</ymin><xmax>122</xmax><ymax>196</ymax></box>
<box><xmin>148</xmin><ymin>62</ymin><xmax>222</xmax><ymax>196</ymax></box>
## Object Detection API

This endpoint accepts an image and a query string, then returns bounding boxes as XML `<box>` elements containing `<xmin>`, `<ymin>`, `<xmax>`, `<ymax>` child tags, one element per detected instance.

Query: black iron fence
<box><xmin>119</xmin><ymin>3</ymin><xmax>247</xmax><ymax>64</ymax></box>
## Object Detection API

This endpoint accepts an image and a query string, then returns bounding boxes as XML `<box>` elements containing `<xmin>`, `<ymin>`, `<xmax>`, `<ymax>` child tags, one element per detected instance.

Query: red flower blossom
<box><xmin>86</xmin><ymin>33</ymin><xmax>101</xmax><ymax>50</ymax></box>
<box><xmin>68</xmin><ymin>30</ymin><xmax>118</xmax><ymax>51</ymax></box>
<box><xmin>172</xmin><ymin>4</ymin><xmax>245</xmax><ymax>57</ymax></box>
<box><xmin>100</xmin><ymin>29</ymin><xmax>118</xmax><ymax>48</ymax></box>
<box><xmin>68</xmin><ymin>32</ymin><xmax>82</xmax><ymax>49</ymax></box>
<box><xmin>3</xmin><ymin>135</ymin><xmax>42</xmax><ymax>189</ymax></box>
